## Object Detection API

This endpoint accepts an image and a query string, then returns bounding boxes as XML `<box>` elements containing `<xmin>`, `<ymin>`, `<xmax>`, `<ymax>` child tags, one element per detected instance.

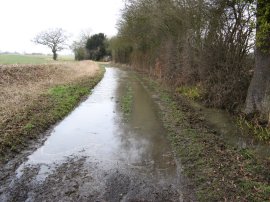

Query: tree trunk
<box><xmin>245</xmin><ymin>49</ymin><xmax>270</xmax><ymax>119</ymax></box>
<box><xmin>52</xmin><ymin>51</ymin><xmax>57</xmax><ymax>60</ymax></box>
<box><xmin>245</xmin><ymin>1</ymin><xmax>270</xmax><ymax>123</ymax></box>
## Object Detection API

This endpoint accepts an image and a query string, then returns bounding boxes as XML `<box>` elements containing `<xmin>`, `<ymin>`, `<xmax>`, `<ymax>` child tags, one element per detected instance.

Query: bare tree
<box><xmin>70</xmin><ymin>29</ymin><xmax>92</xmax><ymax>61</ymax></box>
<box><xmin>33</xmin><ymin>28</ymin><xmax>69</xmax><ymax>60</ymax></box>
<box><xmin>79</xmin><ymin>28</ymin><xmax>92</xmax><ymax>44</ymax></box>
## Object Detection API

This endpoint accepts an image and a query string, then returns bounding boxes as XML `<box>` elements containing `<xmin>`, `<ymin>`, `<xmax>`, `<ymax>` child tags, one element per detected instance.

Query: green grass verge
<box><xmin>48</xmin><ymin>85</ymin><xmax>90</xmax><ymax>119</ymax></box>
<box><xmin>0</xmin><ymin>54</ymin><xmax>73</xmax><ymax>64</ymax></box>
<box><xmin>142</xmin><ymin>77</ymin><xmax>270</xmax><ymax>201</ymax></box>
<box><xmin>237</xmin><ymin>115</ymin><xmax>270</xmax><ymax>141</ymax></box>
<box><xmin>120</xmin><ymin>84</ymin><xmax>133</xmax><ymax>118</ymax></box>
<box><xmin>175</xmin><ymin>85</ymin><xmax>202</xmax><ymax>100</ymax></box>
<box><xmin>0</xmin><ymin>67</ymin><xmax>105</xmax><ymax>163</ymax></box>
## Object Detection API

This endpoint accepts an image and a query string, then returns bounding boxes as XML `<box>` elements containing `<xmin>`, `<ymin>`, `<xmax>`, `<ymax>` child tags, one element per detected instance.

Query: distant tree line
<box><xmin>32</xmin><ymin>29</ymin><xmax>110</xmax><ymax>61</ymax></box>
<box><xmin>109</xmin><ymin>0</ymin><xmax>270</xmax><ymax>125</ymax></box>
<box><xmin>0</xmin><ymin>51</ymin><xmax>21</xmax><ymax>55</ymax></box>
<box><xmin>72</xmin><ymin>33</ymin><xmax>110</xmax><ymax>61</ymax></box>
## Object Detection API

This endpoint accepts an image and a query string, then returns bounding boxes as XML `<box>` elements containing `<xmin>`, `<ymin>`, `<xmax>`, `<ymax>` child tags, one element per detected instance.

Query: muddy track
<box><xmin>0</xmin><ymin>68</ymin><xmax>195</xmax><ymax>202</ymax></box>
<box><xmin>3</xmin><ymin>157</ymin><xmax>181</xmax><ymax>201</ymax></box>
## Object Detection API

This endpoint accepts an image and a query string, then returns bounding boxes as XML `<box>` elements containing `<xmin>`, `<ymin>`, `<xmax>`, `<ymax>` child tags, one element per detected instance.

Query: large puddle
<box><xmin>3</xmin><ymin>68</ymin><xmax>184</xmax><ymax>201</ymax></box>
<box><xmin>189</xmin><ymin>101</ymin><xmax>270</xmax><ymax>157</ymax></box>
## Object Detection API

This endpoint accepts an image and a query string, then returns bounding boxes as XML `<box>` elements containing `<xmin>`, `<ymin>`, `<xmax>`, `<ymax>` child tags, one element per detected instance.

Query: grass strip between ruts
<box><xmin>141</xmin><ymin>77</ymin><xmax>270</xmax><ymax>202</ymax></box>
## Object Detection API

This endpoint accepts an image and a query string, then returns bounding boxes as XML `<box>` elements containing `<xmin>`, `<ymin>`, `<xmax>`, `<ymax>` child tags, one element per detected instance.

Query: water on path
<box><xmin>189</xmin><ymin>101</ymin><xmax>270</xmax><ymax>158</ymax></box>
<box><xmin>0</xmin><ymin>68</ymin><xmax>190</xmax><ymax>201</ymax></box>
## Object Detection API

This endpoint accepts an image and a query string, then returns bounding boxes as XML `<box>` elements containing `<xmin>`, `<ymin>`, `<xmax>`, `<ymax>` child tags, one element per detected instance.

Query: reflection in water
<box><xmin>16</xmin><ymin>68</ymin><xmax>178</xmax><ymax>184</ymax></box>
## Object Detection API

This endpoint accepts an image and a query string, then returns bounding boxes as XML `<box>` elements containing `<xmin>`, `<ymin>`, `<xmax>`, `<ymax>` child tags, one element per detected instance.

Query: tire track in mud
<box><xmin>0</xmin><ymin>68</ymin><xmax>195</xmax><ymax>201</ymax></box>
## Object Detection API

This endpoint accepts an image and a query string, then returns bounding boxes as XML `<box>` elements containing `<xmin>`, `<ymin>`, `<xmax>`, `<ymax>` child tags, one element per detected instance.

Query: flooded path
<box><xmin>0</xmin><ymin>68</ymin><xmax>188</xmax><ymax>201</ymax></box>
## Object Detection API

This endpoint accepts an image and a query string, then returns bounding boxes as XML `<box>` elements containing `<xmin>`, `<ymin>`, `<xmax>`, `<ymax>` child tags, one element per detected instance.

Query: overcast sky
<box><xmin>0</xmin><ymin>0</ymin><xmax>124</xmax><ymax>54</ymax></box>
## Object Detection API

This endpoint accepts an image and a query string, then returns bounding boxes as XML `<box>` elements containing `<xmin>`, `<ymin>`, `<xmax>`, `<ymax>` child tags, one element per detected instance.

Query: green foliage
<box><xmin>239</xmin><ymin>148</ymin><xmax>254</xmax><ymax>159</ymax></box>
<box><xmin>237</xmin><ymin>115</ymin><xmax>270</xmax><ymax>141</ymax></box>
<box><xmin>48</xmin><ymin>85</ymin><xmax>89</xmax><ymax>118</ymax></box>
<box><xmin>176</xmin><ymin>86</ymin><xmax>202</xmax><ymax>100</ymax></box>
<box><xmin>23</xmin><ymin>123</ymin><xmax>35</xmax><ymax>131</ymax></box>
<box><xmin>86</xmin><ymin>33</ymin><xmax>105</xmax><ymax>50</ymax></box>
<box><xmin>108</xmin><ymin>37</ymin><xmax>133</xmax><ymax>63</ymax></box>
<box><xmin>256</xmin><ymin>0</ymin><xmax>270</xmax><ymax>52</ymax></box>
<box><xmin>74</xmin><ymin>47</ymin><xmax>87</xmax><ymax>61</ymax></box>
<box><xmin>239</xmin><ymin>180</ymin><xmax>270</xmax><ymax>201</ymax></box>
<box><xmin>86</xmin><ymin>33</ymin><xmax>108</xmax><ymax>61</ymax></box>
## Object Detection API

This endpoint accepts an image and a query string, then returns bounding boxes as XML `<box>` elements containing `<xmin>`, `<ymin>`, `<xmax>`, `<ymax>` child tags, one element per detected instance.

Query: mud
<box><xmin>0</xmin><ymin>68</ymin><xmax>194</xmax><ymax>201</ymax></box>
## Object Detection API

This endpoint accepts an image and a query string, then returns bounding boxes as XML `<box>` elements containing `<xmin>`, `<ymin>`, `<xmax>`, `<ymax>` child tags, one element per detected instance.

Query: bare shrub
<box><xmin>111</xmin><ymin>0</ymin><xmax>255</xmax><ymax>111</ymax></box>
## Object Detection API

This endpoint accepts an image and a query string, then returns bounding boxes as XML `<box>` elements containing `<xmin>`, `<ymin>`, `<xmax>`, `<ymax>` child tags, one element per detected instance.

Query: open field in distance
<box><xmin>0</xmin><ymin>54</ymin><xmax>74</xmax><ymax>65</ymax></box>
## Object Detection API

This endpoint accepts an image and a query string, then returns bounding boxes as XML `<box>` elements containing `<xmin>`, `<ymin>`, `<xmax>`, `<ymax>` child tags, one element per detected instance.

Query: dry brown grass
<box><xmin>0</xmin><ymin>61</ymin><xmax>99</xmax><ymax>126</ymax></box>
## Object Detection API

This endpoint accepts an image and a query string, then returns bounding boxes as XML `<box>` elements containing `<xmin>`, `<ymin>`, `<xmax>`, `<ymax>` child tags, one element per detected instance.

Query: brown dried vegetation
<box><xmin>111</xmin><ymin>0</ymin><xmax>255</xmax><ymax>112</ymax></box>
<box><xmin>0</xmin><ymin>61</ymin><xmax>101</xmax><ymax>162</ymax></box>
<box><xmin>0</xmin><ymin>61</ymin><xmax>98</xmax><ymax>124</ymax></box>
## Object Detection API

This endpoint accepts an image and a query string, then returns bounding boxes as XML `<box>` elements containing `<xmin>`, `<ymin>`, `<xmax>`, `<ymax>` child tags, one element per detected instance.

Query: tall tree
<box><xmin>86</xmin><ymin>33</ymin><xmax>107</xmax><ymax>61</ymax></box>
<box><xmin>33</xmin><ymin>28</ymin><xmax>69</xmax><ymax>60</ymax></box>
<box><xmin>245</xmin><ymin>0</ymin><xmax>270</xmax><ymax>123</ymax></box>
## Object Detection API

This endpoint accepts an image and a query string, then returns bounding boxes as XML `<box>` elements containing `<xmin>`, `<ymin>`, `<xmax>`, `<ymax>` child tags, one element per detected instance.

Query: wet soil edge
<box><xmin>138</xmin><ymin>75</ymin><xmax>270</xmax><ymax>201</ymax></box>
<box><xmin>0</xmin><ymin>66</ymin><xmax>105</xmax><ymax>166</ymax></box>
